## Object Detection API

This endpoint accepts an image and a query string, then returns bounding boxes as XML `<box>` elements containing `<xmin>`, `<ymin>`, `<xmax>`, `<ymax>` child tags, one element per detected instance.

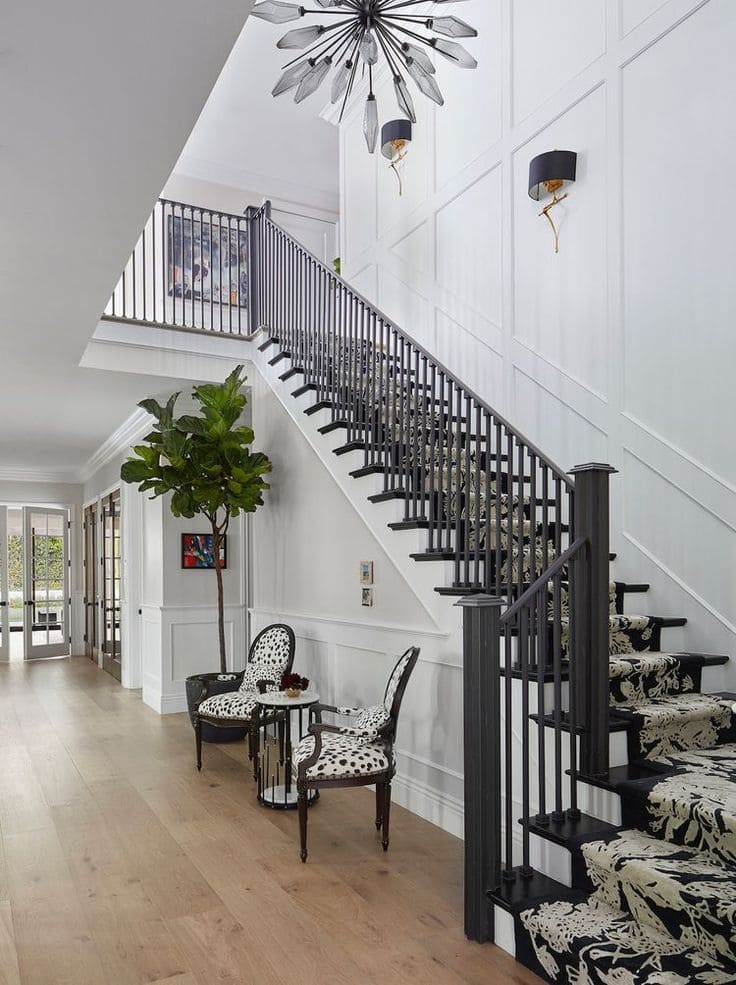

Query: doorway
<box><xmin>101</xmin><ymin>490</ymin><xmax>122</xmax><ymax>681</ymax></box>
<box><xmin>0</xmin><ymin>505</ymin><xmax>71</xmax><ymax>662</ymax></box>
<box><xmin>23</xmin><ymin>507</ymin><xmax>70</xmax><ymax>659</ymax></box>
<box><xmin>83</xmin><ymin>502</ymin><xmax>98</xmax><ymax>662</ymax></box>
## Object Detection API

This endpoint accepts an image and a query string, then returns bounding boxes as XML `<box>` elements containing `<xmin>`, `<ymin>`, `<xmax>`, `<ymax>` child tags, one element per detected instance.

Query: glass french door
<box><xmin>83</xmin><ymin>503</ymin><xmax>98</xmax><ymax>661</ymax></box>
<box><xmin>101</xmin><ymin>490</ymin><xmax>122</xmax><ymax>680</ymax></box>
<box><xmin>23</xmin><ymin>507</ymin><xmax>70</xmax><ymax>659</ymax></box>
<box><xmin>0</xmin><ymin>508</ymin><xmax>8</xmax><ymax>662</ymax></box>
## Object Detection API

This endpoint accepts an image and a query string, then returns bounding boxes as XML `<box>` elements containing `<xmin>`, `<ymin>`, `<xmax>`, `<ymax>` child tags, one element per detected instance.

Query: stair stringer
<box><xmin>251</xmin><ymin>342</ymin><xmax>465</xmax><ymax>635</ymax></box>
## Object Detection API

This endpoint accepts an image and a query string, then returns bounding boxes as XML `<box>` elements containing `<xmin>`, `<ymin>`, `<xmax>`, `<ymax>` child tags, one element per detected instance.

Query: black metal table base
<box><xmin>257</xmin><ymin>785</ymin><xmax>319</xmax><ymax>811</ymax></box>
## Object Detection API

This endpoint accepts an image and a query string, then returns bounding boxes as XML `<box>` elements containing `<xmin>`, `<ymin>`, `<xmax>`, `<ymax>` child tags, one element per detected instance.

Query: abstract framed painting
<box><xmin>167</xmin><ymin>213</ymin><xmax>248</xmax><ymax>308</ymax></box>
<box><xmin>181</xmin><ymin>533</ymin><xmax>227</xmax><ymax>570</ymax></box>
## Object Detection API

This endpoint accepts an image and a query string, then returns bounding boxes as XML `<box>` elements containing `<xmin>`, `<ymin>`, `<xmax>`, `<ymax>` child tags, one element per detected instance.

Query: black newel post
<box><xmin>568</xmin><ymin>463</ymin><xmax>617</xmax><ymax>779</ymax></box>
<box><xmin>244</xmin><ymin>205</ymin><xmax>261</xmax><ymax>333</ymax></box>
<box><xmin>457</xmin><ymin>594</ymin><xmax>504</xmax><ymax>943</ymax></box>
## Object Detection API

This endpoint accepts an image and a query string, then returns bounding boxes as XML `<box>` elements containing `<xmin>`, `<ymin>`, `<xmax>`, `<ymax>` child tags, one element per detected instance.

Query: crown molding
<box><xmin>173</xmin><ymin>153</ymin><xmax>340</xmax><ymax>219</ymax></box>
<box><xmin>77</xmin><ymin>407</ymin><xmax>152</xmax><ymax>484</ymax></box>
<box><xmin>0</xmin><ymin>468</ymin><xmax>80</xmax><ymax>485</ymax></box>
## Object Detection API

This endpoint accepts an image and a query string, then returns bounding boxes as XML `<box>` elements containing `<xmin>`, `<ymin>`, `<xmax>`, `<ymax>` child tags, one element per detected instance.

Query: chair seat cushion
<box><xmin>198</xmin><ymin>690</ymin><xmax>257</xmax><ymax>721</ymax></box>
<box><xmin>293</xmin><ymin>732</ymin><xmax>391</xmax><ymax>781</ymax></box>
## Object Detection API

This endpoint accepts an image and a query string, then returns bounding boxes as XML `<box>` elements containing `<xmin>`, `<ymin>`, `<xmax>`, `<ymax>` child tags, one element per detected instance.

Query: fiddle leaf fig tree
<box><xmin>120</xmin><ymin>365</ymin><xmax>271</xmax><ymax>673</ymax></box>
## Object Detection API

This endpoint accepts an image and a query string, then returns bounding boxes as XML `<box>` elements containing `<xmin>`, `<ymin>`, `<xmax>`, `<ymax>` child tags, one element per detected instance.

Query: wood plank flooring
<box><xmin>0</xmin><ymin>657</ymin><xmax>542</xmax><ymax>985</ymax></box>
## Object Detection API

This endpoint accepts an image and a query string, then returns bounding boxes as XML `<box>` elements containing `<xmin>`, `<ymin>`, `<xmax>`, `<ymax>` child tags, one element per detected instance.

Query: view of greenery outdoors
<box><xmin>7</xmin><ymin>533</ymin><xmax>64</xmax><ymax>624</ymax></box>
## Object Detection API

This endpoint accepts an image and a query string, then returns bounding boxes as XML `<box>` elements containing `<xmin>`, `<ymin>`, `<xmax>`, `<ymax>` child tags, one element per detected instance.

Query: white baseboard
<box><xmin>392</xmin><ymin>770</ymin><xmax>465</xmax><ymax>840</ymax></box>
<box><xmin>142</xmin><ymin>689</ymin><xmax>189</xmax><ymax>715</ymax></box>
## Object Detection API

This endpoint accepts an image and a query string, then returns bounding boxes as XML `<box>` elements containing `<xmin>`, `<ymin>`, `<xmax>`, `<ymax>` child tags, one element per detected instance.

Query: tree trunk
<box><xmin>212</xmin><ymin>519</ymin><xmax>227</xmax><ymax>673</ymax></box>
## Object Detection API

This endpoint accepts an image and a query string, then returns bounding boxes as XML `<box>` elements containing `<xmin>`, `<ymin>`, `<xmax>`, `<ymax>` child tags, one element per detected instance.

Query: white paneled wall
<box><xmin>338</xmin><ymin>0</ymin><xmax>736</xmax><ymax>670</ymax></box>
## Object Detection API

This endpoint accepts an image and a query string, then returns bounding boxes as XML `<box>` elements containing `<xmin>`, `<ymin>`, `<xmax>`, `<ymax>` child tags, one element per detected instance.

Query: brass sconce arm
<box><xmin>538</xmin><ymin>189</ymin><xmax>568</xmax><ymax>255</ymax></box>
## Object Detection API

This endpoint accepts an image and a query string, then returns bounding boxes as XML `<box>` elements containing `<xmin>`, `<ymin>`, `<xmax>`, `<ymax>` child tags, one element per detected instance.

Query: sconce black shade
<box><xmin>381</xmin><ymin>119</ymin><xmax>412</xmax><ymax>160</ymax></box>
<box><xmin>528</xmin><ymin>150</ymin><xmax>577</xmax><ymax>200</ymax></box>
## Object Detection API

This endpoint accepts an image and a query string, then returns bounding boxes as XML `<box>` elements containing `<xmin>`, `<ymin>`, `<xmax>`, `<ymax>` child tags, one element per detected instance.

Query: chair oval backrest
<box><xmin>240</xmin><ymin>624</ymin><xmax>295</xmax><ymax>693</ymax></box>
<box><xmin>383</xmin><ymin>647</ymin><xmax>420</xmax><ymax>727</ymax></box>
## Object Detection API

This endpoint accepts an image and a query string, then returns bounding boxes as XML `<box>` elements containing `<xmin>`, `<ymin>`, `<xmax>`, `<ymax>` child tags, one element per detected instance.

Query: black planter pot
<box><xmin>185</xmin><ymin>672</ymin><xmax>248</xmax><ymax>744</ymax></box>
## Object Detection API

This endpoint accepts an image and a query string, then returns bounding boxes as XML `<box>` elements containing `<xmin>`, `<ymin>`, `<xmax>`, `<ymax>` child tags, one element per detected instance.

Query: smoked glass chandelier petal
<box><xmin>294</xmin><ymin>57</ymin><xmax>332</xmax><ymax>103</ymax></box>
<box><xmin>363</xmin><ymin>95</ymin><xmax>379</xmax><ymax>154</ymax></box>
<box><xmin>272</xmin><ymin>59</ymin><xmax>313</xmax><ymax>96</ymax></box>
<box><xmin>251</xmin><ymin>2</ymin><xmax>305</xmax><ymax>24</ymax></box>
<box><xmin>427</xmin><ymin>16</ymin><xmax>478</xmax><ymax>39</ymax></box>
<box><xmin>405</xmin><ymin>59</ymin><xmax>444</xmax><ymax>106</ymax></box>
<box><xmin>431</xmin><ymin>38</ymin><xmax>477</xmax><ymax>68</ymax></box>
<box><xmin>277</xmin><ymin>24</ymin><xmax>324</xmax><ymax>49</ymax></box>
<box><xmin>394</xmin><ymin>77</ymin><xmax>416</xmax><ymax>124</ymax></box>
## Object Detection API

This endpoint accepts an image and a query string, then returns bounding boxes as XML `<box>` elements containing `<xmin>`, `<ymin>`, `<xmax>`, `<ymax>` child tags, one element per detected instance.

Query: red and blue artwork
<box><xmin>181</xmin><ymin>533</ymin><xmax>227</xmax><ymax>570</ymax></box>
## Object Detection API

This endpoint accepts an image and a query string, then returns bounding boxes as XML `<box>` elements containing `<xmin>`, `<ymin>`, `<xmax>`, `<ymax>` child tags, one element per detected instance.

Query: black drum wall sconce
<box><xmin>528</xmin><ymin>150</ymin><xmax>577</xmax><ymax>254</ymax></box>
<box><xmin>381</xmin><ymin>119</ymin><xmax>412</xmax><ymax>197</ymax></box>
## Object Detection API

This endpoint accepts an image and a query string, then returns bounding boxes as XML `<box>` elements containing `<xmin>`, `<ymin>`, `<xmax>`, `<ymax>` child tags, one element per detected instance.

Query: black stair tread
<box><xmin>672</xmin><ymin>651</ymin><xmax>729</xmax><ymax>666</ymax></box>
<box><xmin>333</xmin><ymin>440</ymin><xmax>365</xmax><ymax>456</ymax></box>
<box><xmin>488</xmin><ymin>867</ymin><xmax>580</xmax><ymax>914</ymax></box>
<box><xmin>388</xmin><ymin>518</ymin><xmax>430</xmax><ymax>531</ymax></box>
<box><xmin>257</xmin><ymin>336</ymin><xmax>279</xmax><ymax>351</ymax></box>
<box><xmin>538</xmin><ymin>692</ymin><xmax>736</xmax><ymax>737</ymax></box>
<box><xmin>304</xmin><ymin>400</ymin><xmax>332</xmax><ymax>416</ymax></box>
<box><xmin>268</xmin><ymin>350</ymin><xmax>291</xmax><ymax>366</ymax></box>
<box><xmin>278</xmin><ymin>367</ymin><xmax>304</xmax><ymax>381</ymax></box>
<box><xmin>435</xmin><ymin>585</ymin><xmax>486</xmax><ymax>597</ymax></box>
<box><xmin>349</xmin><ymin>464</ymin><xmax>386</xmax><ymax>478</ymax></box>
<box><xmin>522</xmin><ymin>811</ymin><xmax>619</xmax><ymax>849</ymax></box>
<box><xmin>292</xmin><ymin>382</ymin><xmax>318</xmax><ymax>397</ymax></box>
<box><xmin>317</xmin><ymin>420</ymin><xmax>348</xmax><ymax>434</ymax></box>
<box><xmin>535</xmin><ymin>711</ymin><xmax>629</xmax><ymax>734</ymax></box>
<box><xmin>411</xmin><ymin>549</ymin><xmax>458</xmax><ymax>562</ymax></box>
<box><xmin>575</xmin><ymin>761</ymin><xmax>676</xmax><ymax>794</ymax></box>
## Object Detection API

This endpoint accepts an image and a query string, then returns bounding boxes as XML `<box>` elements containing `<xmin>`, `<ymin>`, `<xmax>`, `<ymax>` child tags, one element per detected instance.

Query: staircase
<box><xmin>106</xmin><ymin>199</ymin><xmax>735</xmax><ymax>984</ymax></box>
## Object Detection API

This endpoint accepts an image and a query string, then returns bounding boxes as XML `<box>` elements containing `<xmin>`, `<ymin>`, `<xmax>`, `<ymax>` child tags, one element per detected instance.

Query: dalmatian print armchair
<box><xmin>192</xmin><ymin>623</ymin><xmax>295</xmax><ymax>771</ymax></box>
<box><xmin>293</xmin><ymin>646</ymin><xmax>420</xmax><ymax>863</ymax></box>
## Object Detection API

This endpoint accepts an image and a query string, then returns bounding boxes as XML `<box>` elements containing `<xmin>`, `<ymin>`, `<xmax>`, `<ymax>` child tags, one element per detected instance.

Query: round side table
<box><xmin>255</xmin><ymin>690</ymin><xmax>320</xmax><ymax>810</ymax></box>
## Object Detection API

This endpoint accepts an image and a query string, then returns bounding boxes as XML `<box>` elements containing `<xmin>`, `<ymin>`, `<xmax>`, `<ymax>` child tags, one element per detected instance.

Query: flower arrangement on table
<box><xmin>280</xmin><ymin>671</ymin><xmax>310</xmax><ymax>699</ymax></box>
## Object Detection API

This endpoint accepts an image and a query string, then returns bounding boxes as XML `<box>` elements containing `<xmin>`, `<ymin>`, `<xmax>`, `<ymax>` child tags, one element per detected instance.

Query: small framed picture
<box><xmin>361</xmin><ymin>587</ymin><xmax>374</xmax><ymax>607</ymax></box>
<box><xmin>360</xmin><ymin>561</ymin><xmax>374</xmax><ymax>586</ymax></box>
<box><xmin>181</xmin><ymin>533</ymin><xmax>227</xmax><ymax>569</ymax></box>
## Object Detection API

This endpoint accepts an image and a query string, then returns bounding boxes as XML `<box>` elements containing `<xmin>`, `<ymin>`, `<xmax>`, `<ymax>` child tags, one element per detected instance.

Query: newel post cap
<box><xmin>454</xmin><ymin>595</ymin><xmax>505</xmax><ymax>608</ymax></box>
<box><xmin>568</xmin><ymin>462</ymin><xmax>618</xmax><ymax>476</ymax></box>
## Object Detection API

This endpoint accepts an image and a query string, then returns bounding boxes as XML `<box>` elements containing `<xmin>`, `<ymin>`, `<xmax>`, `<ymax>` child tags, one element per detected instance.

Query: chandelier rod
<box><xmin>337</xmin><ymin>33</ymin><xmax>364</xmax><ymax>122</ymax></box>
<box><xmin>279</xmin><ymin>21</ymin><xmax>359</xmax><ymax>71</ymax></box>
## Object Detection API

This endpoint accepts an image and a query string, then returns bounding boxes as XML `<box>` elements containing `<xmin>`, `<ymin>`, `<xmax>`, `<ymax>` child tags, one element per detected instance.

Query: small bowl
<box><xmin>284</xmin><ymin>687</ymin><xmax>302</xmax><ymax>698</ymax></box>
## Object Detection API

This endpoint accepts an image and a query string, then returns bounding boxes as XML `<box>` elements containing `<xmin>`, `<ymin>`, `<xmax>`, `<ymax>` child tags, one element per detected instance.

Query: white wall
<box><xmin>338</xmin><ymin>0</ymin><xmax>736</xmax><ymax>668</ymax></box>
<box><xmin>249</xmin><ymin>368</ymin><xmax>466</xmax><ymax>831</ymax></box>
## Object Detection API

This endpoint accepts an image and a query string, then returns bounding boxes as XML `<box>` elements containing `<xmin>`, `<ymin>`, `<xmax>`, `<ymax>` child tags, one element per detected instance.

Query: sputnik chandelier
<box><xmin>250</xmin><ymin>0</ymin><xmax>478</xmax><ymax>153</ymax></box>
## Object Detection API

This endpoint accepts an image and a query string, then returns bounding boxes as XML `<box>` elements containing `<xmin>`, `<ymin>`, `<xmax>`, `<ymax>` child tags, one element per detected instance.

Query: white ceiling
<box><xmin>0</xmin><ymin>0</ymin><xmax>253</xmax><ymax>480</ymax></box>
<box><xmin>173</xmin><ymin>15</ymin><xmax>340</xmax><ymax>215</ymax></box>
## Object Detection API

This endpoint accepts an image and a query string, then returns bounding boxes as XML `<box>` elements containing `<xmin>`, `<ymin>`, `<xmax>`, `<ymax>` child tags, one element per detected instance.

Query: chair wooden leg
<box><xmin>278</xmin><ymin>717</ymin><xmax>286</xmax><ymax>765</ymax></box>
<box><xmin>194</xmin><ymin>718</ymin><xmax>202</xmax><ymax>771</ymax></box>
<box><xmin>375</xmin><ymin>782</ymin><xmax>384</xmax><ymax>830</ymax></box>
<box><xmin>298</xmin><ymin>783</ymin><xmax>309</xmax><ymax>863</ymax></box>
<box><xmin>382</xmin><ymin>781</ymin><xmax>392</xmax><ymax>851</ymax></box>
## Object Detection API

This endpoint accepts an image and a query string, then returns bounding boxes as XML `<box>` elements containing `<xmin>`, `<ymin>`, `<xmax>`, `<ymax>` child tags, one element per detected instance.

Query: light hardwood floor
<box><xmin>0</xmin><ymin>656</ymin><xmax>542</xmax><ymax>985</ymax></box>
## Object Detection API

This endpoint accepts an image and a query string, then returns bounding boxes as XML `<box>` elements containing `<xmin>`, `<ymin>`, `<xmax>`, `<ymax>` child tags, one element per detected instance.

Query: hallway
<box><xmin>0</xmin><ymin>657</ymin><xmax>539</xmax><ymax>985</ymax></box>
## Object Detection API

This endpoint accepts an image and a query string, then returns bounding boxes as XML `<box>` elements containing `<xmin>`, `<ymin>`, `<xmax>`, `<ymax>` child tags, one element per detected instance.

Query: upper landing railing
<box><xmin>103</xmin><ymin>198</ymin><xmax>251</xmax><ymax>335</ymax></box>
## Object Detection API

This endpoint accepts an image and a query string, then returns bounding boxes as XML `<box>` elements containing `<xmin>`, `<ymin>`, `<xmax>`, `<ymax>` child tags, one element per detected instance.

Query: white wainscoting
<box><xmin>141</xmin><ymin>603</ymin><xmax>248</xmax><ymax>714</ymax></box>
<box><xmin>250</xmin><ymin>606</ymin><xmax>465</xmax><ymax>837</ymax></box>
<box><xmin>338</xmin><ymin>0</ymin><xmax>736</xmax><ymax>674</ymax></box>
